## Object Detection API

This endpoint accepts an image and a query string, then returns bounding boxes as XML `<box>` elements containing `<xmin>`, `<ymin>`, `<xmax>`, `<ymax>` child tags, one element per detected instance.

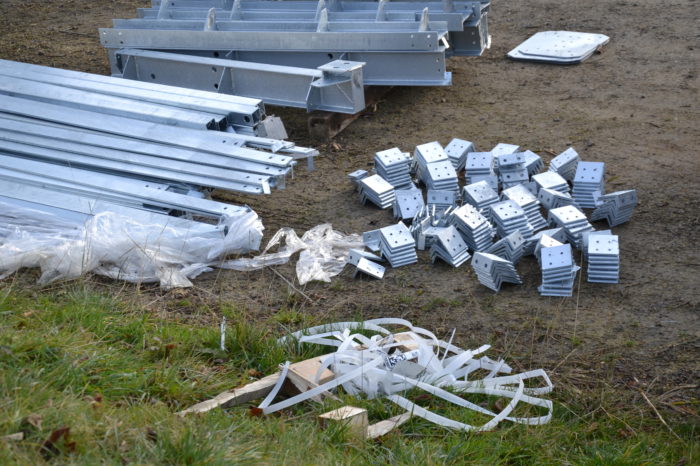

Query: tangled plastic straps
<box><xmin>264</xmin><ymin>318</ymin><xmax>553</xmax><ymax>432</ymax></box>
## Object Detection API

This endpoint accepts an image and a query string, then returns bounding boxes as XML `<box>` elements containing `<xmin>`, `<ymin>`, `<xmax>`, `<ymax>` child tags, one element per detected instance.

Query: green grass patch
<box><xmin>0</xmin><ymin>283</ymin><xmax>696</xmax><ymax>464</ymax></box>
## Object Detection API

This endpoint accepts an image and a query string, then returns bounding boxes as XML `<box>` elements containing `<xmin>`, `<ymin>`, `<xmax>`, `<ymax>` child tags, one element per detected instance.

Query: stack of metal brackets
<box><xmin>471</xmin><ymin>252</ymin><xmax>522</xmax><ymax>292</ymax></box>
<box><xmin>501</xmin><ymin>184</ymin><xmax>548</xmax><ymax>232</ymax></box>
<box><xmin>572</xmin><ymin>161</ymin><xmax>605</xmax><ymax>208</ymax></box>
<box><xmin>358</xmin><ymin>174</ymin><xmax>396</xmax><ymax>208</ymax></box>
<box><xmin>586</xmin><ymin>234</ymin><xmax>620</xmax><ymax>283</ymax></box>
<box><xmin>486</xmin><ymin>231</ymin><xmax>526</xmax><ymax>265</ymax></box>
<box><xmin>429</xmin><ymin>225</ymin><xmax>471</xmax><ymax>267</ymax></box>
<box><xmin>99</xmin><ymin>0</ymin><xmax>492</xmax><ymax>111</ymax></box>
<box><xmin>590</xmin><ymin>190</ymin><xmax>638</xmax><ymax>227</ymax></box>
<box><xmin>538</xmin><ymin>243</ymin><xmax>579</xmax><ymax>297</ymax></box>
<box><xmin>489</xmin><ymin>200</ymin><xmax>534</xmax><ymax>238</ymax></box>
<box><xmin>379</xmin><ymin>222</ymin><xmax>418</xmax><ymax>267</ymax></box>
<box><xmin>0</xmin><ymin>59</ymin><xmax>319</xmax><ymax>226</ymax></box>
<box><xmin>464</xmin><ymin>152</ymin><xmax>497</xmax><ymax>187</ymax></box>
<box><xmin>537</xmin><ymin>188</ymin><xmax>579</xmax><ymax>211</ymax></box>
<box><xmin>548</xmin><ymin>147</ymin><xmax>579</xmax><ymax>181</ymax></box>
<box><xmin>547</xmin><ymin>206</ymin><xmax>594</xmax><ymax>249</ymax></box>
<box><xmin>532</xmin><ymin>171</ymin><xmax>570</xmax><ymax>194</ymax></box>
<box><xmin>448</xmin><ymin>203</ymin><xmax>495</xmax><ymax>251</ymax></box>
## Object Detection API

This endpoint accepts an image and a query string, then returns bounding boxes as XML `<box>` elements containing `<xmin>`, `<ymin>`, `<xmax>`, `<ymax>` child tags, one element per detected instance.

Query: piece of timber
<box><xmin>308</xmin><ymin>85</ymin><xmax>393</xmax><ymax>141</ymax></box>
<box><xmin>177</xmin><ymin>373</ymin><xmax>281</xmax><ymax>415</ymax></box>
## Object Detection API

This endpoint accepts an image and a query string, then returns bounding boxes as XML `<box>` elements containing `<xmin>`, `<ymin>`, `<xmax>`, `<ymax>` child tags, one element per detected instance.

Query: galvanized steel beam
<box><xmin>115</xmin><ymin>49</ymin><xmax>366</xmax><ymax>114</ymax></box>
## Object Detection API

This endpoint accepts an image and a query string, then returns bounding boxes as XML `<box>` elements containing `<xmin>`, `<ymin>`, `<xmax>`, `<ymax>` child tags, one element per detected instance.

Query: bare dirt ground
<box><xmin>1</xmin><ymin>0</ymin><xmax>698</xmax><ymax>414</ymax></box>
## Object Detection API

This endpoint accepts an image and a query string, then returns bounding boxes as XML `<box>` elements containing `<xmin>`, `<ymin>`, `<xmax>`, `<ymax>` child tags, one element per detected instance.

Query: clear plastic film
<box><xmin>222</xmin><ymin>223</ymin><xmax>363</xmax><ymax>285</ymax></box>
<box><xmin>0</xmin><ymin>200</ymin><xmax>264</xmax><ymax>288</ymax></box>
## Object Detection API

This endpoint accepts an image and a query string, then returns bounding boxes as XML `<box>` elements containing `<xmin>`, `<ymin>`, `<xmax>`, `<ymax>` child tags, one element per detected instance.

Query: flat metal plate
<box><xmin>491</xmin><ymin>143</ymin><xmax>520</xmax><ymax>156</ymax></box>
<box><xmin>466</xmin><ymin>152</ymin><xmax>493</xmax><ymax>170</ymax></box>
<box><xmin>574</xmin><ymin>161</ymin><xmax>605</xmax><ymax>184</ymax></box>
<box><xmin>380</xmin><ymin>222</ymin><xmax>415</xmax><ymax>249</ymax></box>
<box><xmin>355</xmin><ymin>257</ymin><xmax>385</xmax><ymax>279</ymax></box>
<box><xmin>540</xmin><ymin>244</ymin><xmax>573</xmax><ymax>270</ymax></box>
<box><xmin>514</xmin><ymin>31</ymin><xmax>610</xmax><ymax>60</ymax></box>
<box><xmin>360</xmin><ymin>174</ymin><xmax>394</xmax><ymax>194</ymax></box>
<box><xmin>415</xmin><ymin>141</ymin><xmax>448</xmax><ymax>164</ymax></box>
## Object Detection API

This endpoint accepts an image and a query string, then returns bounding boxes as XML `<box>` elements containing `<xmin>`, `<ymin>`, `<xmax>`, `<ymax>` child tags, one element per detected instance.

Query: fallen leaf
<box><xmin>145</xmin><ymin>427</ymin><xmax>158</xmax><ymax>443</ymax></box>
<box><xmin>248</xmin><ymin>407</ymin><xmax>264</xmax><ymax>417</ymax></box>
<box><xmin>247</xmin><ymin>369</ymin><xmax>264</xmax><ymax>378</ymax></box>
<box><xmin>22</xmin><ymin>413</ymin><xmax>42</xmax><ymax>431</ymax></box>
<box><xmin>39</xmin><ymin>426</ymin><xmax>70</xmax><ymax>460</ymax></box>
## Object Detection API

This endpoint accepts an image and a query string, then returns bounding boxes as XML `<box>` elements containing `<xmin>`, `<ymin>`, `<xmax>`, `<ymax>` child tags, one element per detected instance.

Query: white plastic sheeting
<box><xmin>265</xmin><ymin>319</ymin><xmax>553</xmax><ymax>432</ymax></box>
<box><xmin>0</xmin><ymin>200</ymin><xmax>263</xmax><ymax>288</ymax></box>
<box><xmin>223</xmin><ymin>224</ymin><xmax>364</xmax><ymax>285</ymax></box>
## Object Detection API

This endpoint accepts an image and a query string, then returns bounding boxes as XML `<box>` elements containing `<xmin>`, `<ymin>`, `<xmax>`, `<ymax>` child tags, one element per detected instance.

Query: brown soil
<box><xmin>1</xmin><ymin>0</ymin><xmax>698</xmax><ymax>412</ymax></box>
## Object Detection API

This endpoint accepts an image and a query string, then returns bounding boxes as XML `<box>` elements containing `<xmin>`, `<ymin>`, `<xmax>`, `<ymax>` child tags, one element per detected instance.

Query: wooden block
<box><xmin>366</xmin><ymin>412</ymin><xmax>412</xmax><ymax>439</ymax></box>
<box><xmin>308</xmin><ymin>86</ymin><xmax>394</xmax><ymax>141</ymax></box>
<box><xmin>285</xmin><ymin>355</ymin><xmax>338</xmax><ymax>402</ymax></box>
<box><xmin>318</xmin><ymin>406</ymin><xmax>369</xmax><ymax>439</ymax></box>
<box><xmin>392</xmin><ymin>332</ymin><xmax>420</xmax><ymax>352</ymax></box>
<box><xmin>177</xmin><ymin>372</ymin><xmax>280</xmax><ymax>415</ymax></box>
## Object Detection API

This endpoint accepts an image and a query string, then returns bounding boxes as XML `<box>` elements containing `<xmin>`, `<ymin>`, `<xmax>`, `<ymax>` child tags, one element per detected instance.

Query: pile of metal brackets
<box><xmin>99</xmin><ymin>0</ymin><xmax>492</xmax><ymax>114</ymax></box>
<box><xmin>346</xmin><ymin>138</ymin><xmax>637</xmax><ymax>292</ymax></box>
<box><xmin>0</xmin><ymin>59</ymin><xmax>317</xmax><ymax>225</ymax></box>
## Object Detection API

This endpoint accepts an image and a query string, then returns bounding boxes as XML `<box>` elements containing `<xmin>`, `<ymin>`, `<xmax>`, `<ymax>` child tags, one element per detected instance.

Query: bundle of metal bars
<box><xmin>99</xmin><ymin>0</ymin><xmax>491</xmax><ymax>113</ymax></box>
<box><xmin>0</xmin><ymin>59</ymin><xmax>319</xmax><ymax>224</ymax></box>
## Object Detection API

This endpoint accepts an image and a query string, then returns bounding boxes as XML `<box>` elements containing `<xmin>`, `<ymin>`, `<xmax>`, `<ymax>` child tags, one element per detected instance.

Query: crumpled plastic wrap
<box><xmin>222</xmin><ymin>224</ymin><xmax>363</xmax><ymax>285</ymax></box>
<box><xmin>0</xmin><ymin>200</ymin><xmax>263</xmax><ymax>288</ymax></box>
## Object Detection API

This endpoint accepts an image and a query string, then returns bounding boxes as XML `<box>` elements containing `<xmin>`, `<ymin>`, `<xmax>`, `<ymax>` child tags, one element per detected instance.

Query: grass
<box><xmin>0</xmin><ymin>282</ymin><xmax>697</xmax><ymax>464</ymax></box>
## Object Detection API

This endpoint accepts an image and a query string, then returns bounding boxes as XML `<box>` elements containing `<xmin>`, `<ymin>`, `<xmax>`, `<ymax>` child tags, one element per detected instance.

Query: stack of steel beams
<box><xmin>0</xmin><ymin>59</ymin><xmax>317</xmax><ymax>226</ymax></box>
<box><xmin>99</xmin><ymin>0</ymin><xmax>491</xmax><ymax>111</ymax></box>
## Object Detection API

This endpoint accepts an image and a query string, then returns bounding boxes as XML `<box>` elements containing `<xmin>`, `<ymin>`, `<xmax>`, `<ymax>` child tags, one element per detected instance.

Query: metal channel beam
<box><xmin>0</xmin><ymin>155</ymin><xmax>245</xmax><ymax>218</ymax></box>
<box><xmin>137</xmin><ymin>48</ymin><xmax>452</xmax><ymax>86</ymax></box>
<box><xmin>0</xmin><ymin>64</ymin><xmax>261</xmax><ymax>127</ymax></box>
<box><xmin>111</xmin><ymin>18</ymin><xmax>450</xmax><ymax>33</ymax></box>
<box><xmin>0</xmin><ymin>76</ymin><xmax>225</xmax><ymax>130</ymax></box>
<box><xmin>138</xmin><ymin>5</ymin><xmax>471</xmax><ymax>31</ymax></box>
<box><xmin>99</xmin><ymin>28</ymin><xmax>446</xmax><ymax>52</ymax></box>
<box><xmin>0</xmin><ymin>59</ymin><xmax>264</xmax><ymax>126</ymax></box>
<box><xmin>0</xmin><ymin>181</ymin><xmax>228</xmax><ymax>234</ymax></box>
<box><xmin>0</xmin><ymin>117</ymin><xmax>288</xmax><ymax>179</ymax></box>
<box><xmin>0</xmin><ymin>133</ymin><xmax>273</xmax><ymax>195</ymax></box>
<box><xmin>0</xmin><ymin>94</ymin><xmax>294</xmax><ymax>169</ymax></box>
<box><xmin>115</xmin><ymin>49</ymin><xmax>365</xmax><ymax>114</ymax></box>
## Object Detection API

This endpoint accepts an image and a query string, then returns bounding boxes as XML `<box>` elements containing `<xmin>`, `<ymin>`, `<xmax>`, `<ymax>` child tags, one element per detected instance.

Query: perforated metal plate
<box><xmin>540</xmin><ymin>244</ymin><xmax>573</xmax><ymax>270</ymax></box>
<box><xmin>574</xmin><ymin>161</ymin><xmax>605</xmax><ymax>184</ymax></box>
<box><xmin>491</xmin><ymin>143</ymin><xmax>520</xmax><ymax>156</ymax></box>
<box><xmin>515</xmin><ymin>31</ymin><xmax>610</xmax><ymax>59</ymax></box>
<box><xmin>360</xmin><ymin>174</ymin><xmax>394</xmax><ymax>194</ymax></box>
<box><xmin>415</xmin><ymin>141</ymin><xmax>448</xmax><ymax>164</ymax></box>
<box><xmin>380</xmin><ymin>222</ymin><xmax>415</xmax><ymax>249</ymax></box>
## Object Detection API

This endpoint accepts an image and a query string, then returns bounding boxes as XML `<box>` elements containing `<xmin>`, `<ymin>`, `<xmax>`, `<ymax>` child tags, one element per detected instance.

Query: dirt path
<box><xmin>0</xmin><ymin>0</ymin><xmax>698</xmax><ymax>407</ymax></box>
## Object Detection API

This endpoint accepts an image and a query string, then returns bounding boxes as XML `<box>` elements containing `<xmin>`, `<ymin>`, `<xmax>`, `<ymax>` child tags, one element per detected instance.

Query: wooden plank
<box><xmin>177</xmin><ymin>372</ymin><xmax>280</xmax><ymax>415</ymax></box>
<box><xmin>285</xmin><ymin>355</ymin><xmax>338</xmax><ymax>402</ymax></box>
<box><xmin>307</xmin><ymin>86</ymin><xmax>394</xmax><ymax>141</ymax></box>
<box><xmin>366</xmin><ymin>412</ymin><xmax>412</xmax><ymax>439</ymax></box>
